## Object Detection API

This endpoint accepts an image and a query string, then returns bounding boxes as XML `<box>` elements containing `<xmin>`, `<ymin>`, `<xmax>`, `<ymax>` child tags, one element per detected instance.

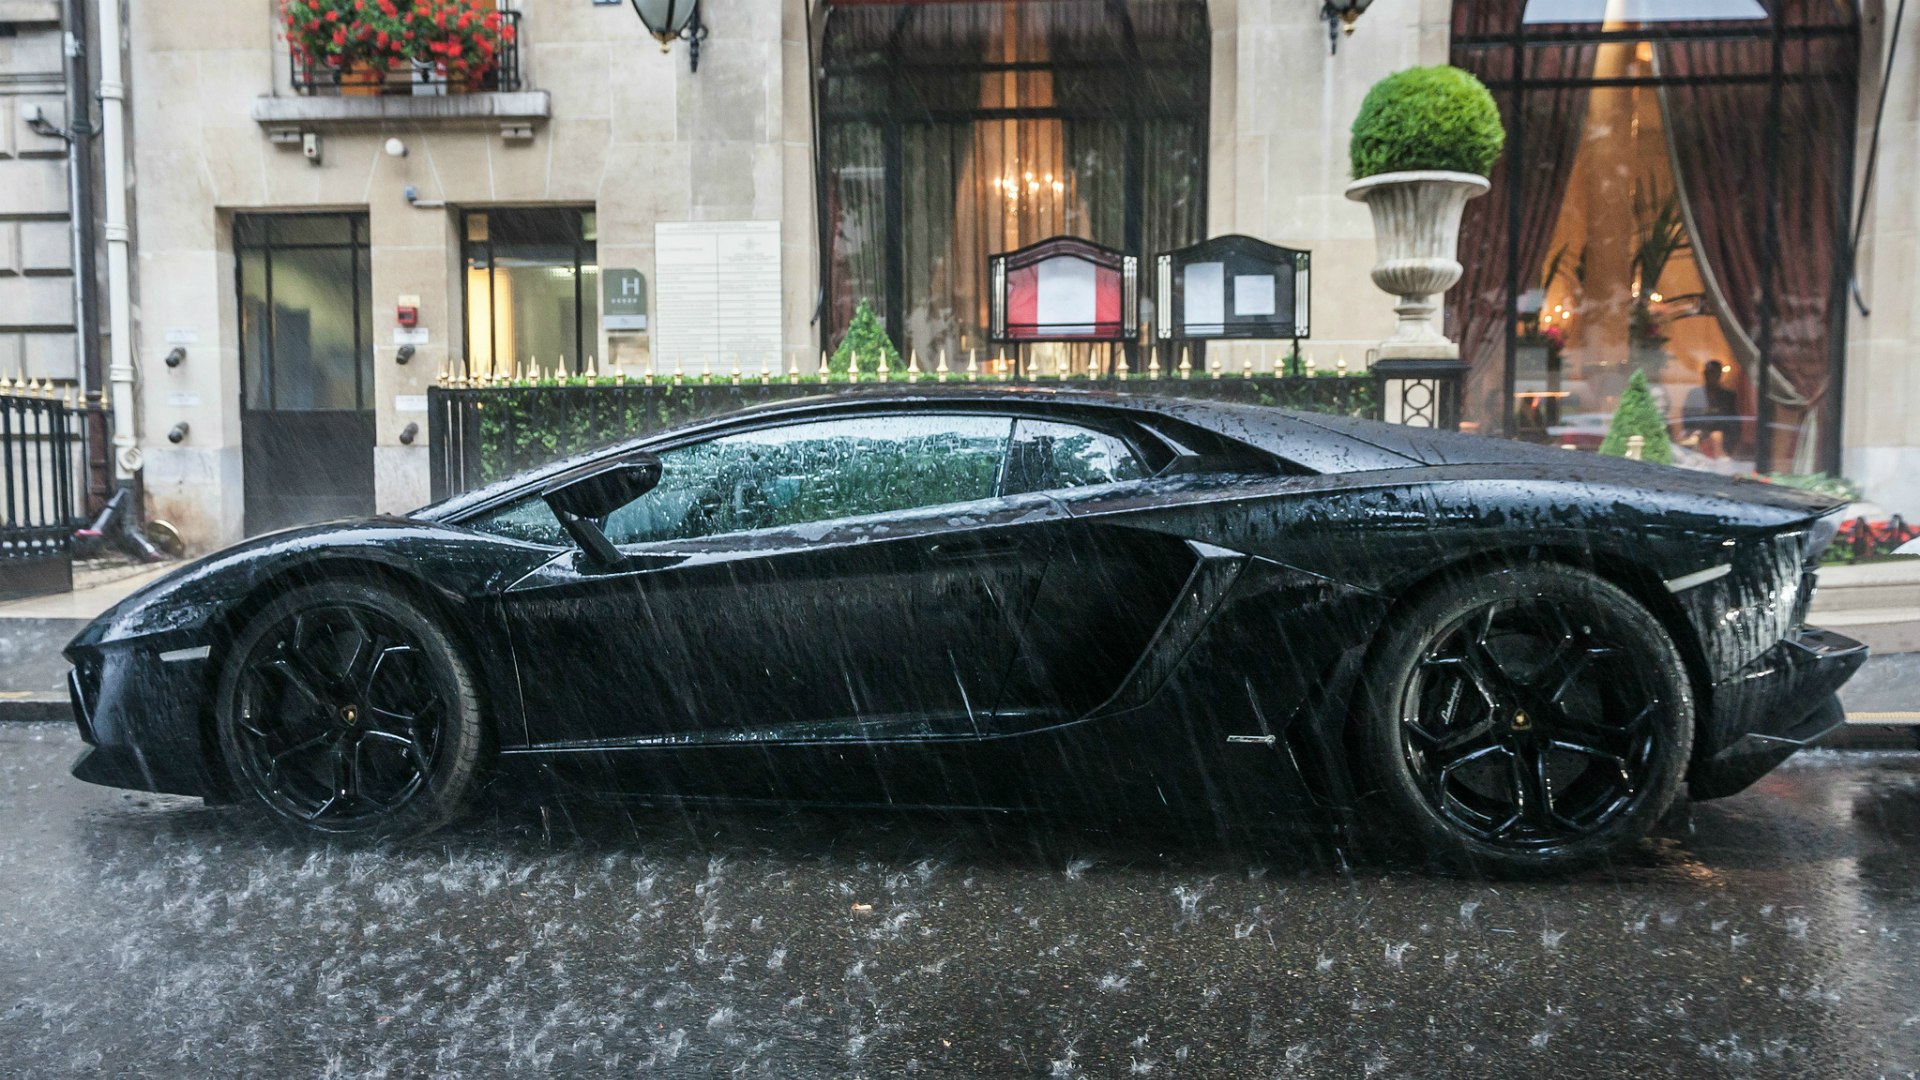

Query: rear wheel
<box><xmin>1358</xmin><ymin>565</ymin><xmax>1693</xmax><ymax>876</ymax></box>
<box><xmin>214</xmin><ymin>581</ymin><xmax>485</xmax><ymax>838</ymax></box>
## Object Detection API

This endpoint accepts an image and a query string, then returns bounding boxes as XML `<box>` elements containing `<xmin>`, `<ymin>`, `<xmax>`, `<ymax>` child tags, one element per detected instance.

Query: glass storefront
<box><xmin>462</xmin><ymin>208</ymin><xmax>600</xmax><ymax>378</ymax></box>
<box><xmin>1450</xmin><ymin>0</ymin><xmax>1859</xmax><ymax>475</ymax></box>
<box><xmin>818</xmin><ymin>0</ymin><xmax>1208</xmax><ymax>367</ymax></box>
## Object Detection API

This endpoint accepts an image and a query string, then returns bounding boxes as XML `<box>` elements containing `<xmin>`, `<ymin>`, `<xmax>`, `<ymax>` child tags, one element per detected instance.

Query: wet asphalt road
<box><xmin>3</xmin><ymin>724</ymin><xmax>1919</xmax><ymax>1078</ymax></box>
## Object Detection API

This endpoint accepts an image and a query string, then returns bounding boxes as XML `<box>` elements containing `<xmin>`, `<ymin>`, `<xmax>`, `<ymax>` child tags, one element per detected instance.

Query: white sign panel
<box><xmin>164</xmin><ymin>328</ymin><xmax>198</xmax><ymax>345</ymax></box>
<box><xmin>653</xmin><ymin>221</ymin><xmax>782</xmax><ymax>369</ymax></box>
<box><xmin>1182</xmin><ymin>262</ymin><xmax>1224</xmax><ymax>327</ymax></box>
<box><xmin>1233</xmin><ymin>274</ymin><xmax>1276</xmax><ymax>317</ymax></box>
<box><xmin>393</xmin><ymin>327</ymin><xmax>430</xmax><ymax>346</ymax></box>
<box><xmin>1035</xmin><ymin>256</ymin><xmax>1097</xmax><ymax>334</ymax></box>
<box><xmin>394</xmin><ymin>394</ymin><xmax>428</xmax><ymax>412</ymax></box>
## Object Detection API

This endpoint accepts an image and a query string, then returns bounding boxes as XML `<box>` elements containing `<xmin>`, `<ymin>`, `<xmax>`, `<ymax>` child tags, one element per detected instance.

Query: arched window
<box><xmin>818</xmin><ymin>0</ymin><xmax>1209</xmax><ymax>368</ymax></box>
<box><xmin>1450</xmin><ymin>0</ymin><xmax>1859</xmax><ymax>474</ymax></box>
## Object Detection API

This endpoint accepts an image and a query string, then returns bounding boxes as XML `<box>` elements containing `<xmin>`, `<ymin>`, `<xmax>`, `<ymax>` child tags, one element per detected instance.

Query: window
<box><xmin>463</xmin><ymin>208</ymin><xmax>599</xmax><ymax>378</ymax></box>
<box><xmin>818</xmin><ymin>0</ymin><xmax>1209</xmax><ymax>366</ymax></box>
<box><xmin>236</xmin><ymin>213</ymin><xmax>372</xmax><ymax>411</ymax></box>
<box><xmin>1449</xmin><ymin>1</ymin><xmax>1859</xmax><ymax>475</ymax></box>
<box><xmin>1003</xmin><ymin>419</ymin><xmax>1147</xmax><ymax>494</ymax></box>
<box><xmin>465</xmin><ymin>414</ymin><xmax>1014</xmax><ymax>548</ymax></box>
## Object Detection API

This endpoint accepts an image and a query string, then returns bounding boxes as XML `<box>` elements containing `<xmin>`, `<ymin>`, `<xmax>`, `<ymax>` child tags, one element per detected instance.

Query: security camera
<box><xmin>302</xmin><ymin>132</ymin><xmax>321</xmax><ymax>164</ymax></box>
<box><xmin>384</xmin><ymin>137</ymin><xmax>408</xmax><ymax>158</ymax></box>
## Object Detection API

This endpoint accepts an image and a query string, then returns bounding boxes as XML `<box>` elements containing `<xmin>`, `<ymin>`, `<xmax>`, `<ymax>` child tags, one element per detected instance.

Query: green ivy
<box><xmin>1598</xmin><ymin>368</ymin><xmax>1673</xmax><ymax>465</ymax></box>
<box><xmin>1349</xmin><ymin>65</ymin><xmax>1505</xmax><ymax>180</ymax></box>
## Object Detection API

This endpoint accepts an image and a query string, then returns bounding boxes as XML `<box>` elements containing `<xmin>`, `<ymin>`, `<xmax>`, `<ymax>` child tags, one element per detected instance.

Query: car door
<box><xmin>988</xmin><ymin>418</ymin><xmax>1225</xmax><ymax>727</ymax></box>
<box><xmin>488</xmin><ymin>412</ymin><xmax>1061</xmax><ymax>766</ymax></box>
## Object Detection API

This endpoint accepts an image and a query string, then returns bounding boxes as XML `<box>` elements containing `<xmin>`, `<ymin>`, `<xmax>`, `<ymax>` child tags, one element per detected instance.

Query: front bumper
<box><xmin>66</xmin><ymin>637</ymin><xmax>227</xmax><ymax>800</ymax></box>
<box><xmin>1702</xmin><ymin>626</ymin><xmax>1867</xmax><ymax>765</ymax></box>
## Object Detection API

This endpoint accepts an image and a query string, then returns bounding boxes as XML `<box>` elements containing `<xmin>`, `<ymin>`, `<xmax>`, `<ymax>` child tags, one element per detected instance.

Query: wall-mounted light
<box><xmin>629</xmin><ymin>0</ymin><xmax>706</xmax><ymax>72</ymax></box>
<box><xmin>1321</xmin><ymin>0</ymin><xmax>1374</xmax><ymax>54</ymax></box>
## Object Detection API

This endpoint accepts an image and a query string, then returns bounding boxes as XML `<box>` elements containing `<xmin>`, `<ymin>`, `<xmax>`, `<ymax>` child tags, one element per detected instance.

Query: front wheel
<box><xmin>1357</xmin><ymin>565</ymin><xmax>1694</xmax><ymax>876</ymax></box>
<box><xmin>214</xmin><ymin>581</ymin><xmax>486</xmax><ymax>838</ymax></box>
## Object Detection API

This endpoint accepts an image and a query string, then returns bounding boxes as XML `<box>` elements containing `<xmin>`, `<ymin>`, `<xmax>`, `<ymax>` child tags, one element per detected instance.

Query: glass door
<box><xmin>236</xmin><ymin>213</ymin><xmax>376</xmax><ymax>534</ymax></box>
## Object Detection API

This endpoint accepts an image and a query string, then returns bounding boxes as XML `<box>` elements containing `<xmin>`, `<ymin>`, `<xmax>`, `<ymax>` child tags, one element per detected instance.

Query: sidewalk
<box><xmin>1</xmin><ymin>556</ymin><xmax>1917</xmax><ymax>743</ymax></box>
<box><xmin>0</xmin><ymin>560</ymin><xmax>176</xmax><ymax>722</ymax></box>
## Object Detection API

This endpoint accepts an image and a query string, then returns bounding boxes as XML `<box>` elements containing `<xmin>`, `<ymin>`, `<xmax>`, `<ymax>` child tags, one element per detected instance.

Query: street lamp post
<box><xmin>629</xmin><ymin>0</ymin><xmax>707</xmax><ymax>72</ymax></box>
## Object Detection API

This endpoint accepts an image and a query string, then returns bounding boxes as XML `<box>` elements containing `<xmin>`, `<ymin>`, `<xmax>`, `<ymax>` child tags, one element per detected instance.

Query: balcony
<box><xmin>289</xmin><ymin>11</ymin><xmax>522</xmax><ymax>96</ymax></box>
<box><xmin>253</xmin><ymin>9</ymin><xmax>547</xmax><ymax>134</ymax></box>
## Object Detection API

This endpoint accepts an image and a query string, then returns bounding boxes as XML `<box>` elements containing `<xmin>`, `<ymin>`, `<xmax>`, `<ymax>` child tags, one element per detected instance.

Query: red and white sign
<box><xmin>990</xmin><ymin>237</ymin><xmax>1135</xmax><ymax>342</ymax></box>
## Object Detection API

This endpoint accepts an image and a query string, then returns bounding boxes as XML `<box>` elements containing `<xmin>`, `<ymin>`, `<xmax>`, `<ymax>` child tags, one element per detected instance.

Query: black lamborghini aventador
<box><xmin>65</xmin><ymin>388</ymin><xmax>1864</xmax><ymax>874</ymax></box>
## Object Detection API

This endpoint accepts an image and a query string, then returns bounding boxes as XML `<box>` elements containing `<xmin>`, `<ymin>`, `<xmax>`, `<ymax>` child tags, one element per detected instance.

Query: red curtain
<box><xmin>1662</xmin><ymin>30</ymin><xmax>1856</xmax><ymax>471</ymax></box>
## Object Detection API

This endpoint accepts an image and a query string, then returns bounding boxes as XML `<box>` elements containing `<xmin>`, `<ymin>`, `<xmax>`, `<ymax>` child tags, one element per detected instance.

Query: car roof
<box><xmin>413</xmin><ymin>386</ymin><xmax>1426</xmax><ymax>521</ymax></box>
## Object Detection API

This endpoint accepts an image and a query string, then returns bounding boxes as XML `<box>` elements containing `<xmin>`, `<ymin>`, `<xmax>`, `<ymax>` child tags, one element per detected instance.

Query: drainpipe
<box><xmin>95</xmin><ymin>0</ymin><xmax>133</xmax><ymax>481</ymax></box>
<box><xmin>89</xmin><ymin>0</ymin><xmax>161</xmax><ymax>561</ymax></box>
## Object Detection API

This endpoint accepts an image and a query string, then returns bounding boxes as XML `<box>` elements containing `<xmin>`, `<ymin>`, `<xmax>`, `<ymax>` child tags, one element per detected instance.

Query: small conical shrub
<box><xmin>829</xmin><ymin>299</ymin><xmax>906</xmax><ymax>376</ymax></box>
<box><xmin>1598</xmin><ymin>368</ymin><xmax>1673</xmax><ymax>465</ymax></box>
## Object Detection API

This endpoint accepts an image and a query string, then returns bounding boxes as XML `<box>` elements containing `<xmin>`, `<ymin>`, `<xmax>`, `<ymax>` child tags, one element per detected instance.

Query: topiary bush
<box><xmin>829</xmin><ymin>299</ymin><xmax>906</xmax><ymax>375</ymax></box>
<box><xmin>1350</xmin><ymin>65</ymin><xmax>1505</xmax><ymax>180</ymax></box>
<box><xmin>1598</xmin><ymin>368</ymin><xmax>1673</xmax><ymax>465</ymax></box>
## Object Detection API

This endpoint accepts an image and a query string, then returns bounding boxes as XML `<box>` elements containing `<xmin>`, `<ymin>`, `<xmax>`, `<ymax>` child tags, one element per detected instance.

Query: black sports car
<box><xmin>66</xmin><ymin>388</ymin><xmax>1864</xmax><ymax>874</ymax></box>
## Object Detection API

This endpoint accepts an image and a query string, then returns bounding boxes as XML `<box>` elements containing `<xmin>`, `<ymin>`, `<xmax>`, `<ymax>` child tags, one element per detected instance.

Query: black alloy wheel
<box><xmin>1360</xmin><ymin>565</ymin><xmax>1693</xmax><ymax>875</ymax></box>
<box><xmin>216</xmin><ymin>581</ymin><xmax>485</xmax><ymax>837</ymax></box>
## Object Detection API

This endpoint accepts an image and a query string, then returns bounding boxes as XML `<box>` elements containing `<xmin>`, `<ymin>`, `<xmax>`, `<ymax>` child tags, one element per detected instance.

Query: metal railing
<box><xmin>0</xmin><ymin>391</ymin><xmax>98</xmax><ymax>599</ymax></box>
<box><xmin>290</xmin><ymin>11</ymin><xmax>522</xmax><ymax>96</ymax></box>
<box><xmin>426</xmin><ymin>370</ymin><xmax>1384</xmax><ymax>501</ymax></box>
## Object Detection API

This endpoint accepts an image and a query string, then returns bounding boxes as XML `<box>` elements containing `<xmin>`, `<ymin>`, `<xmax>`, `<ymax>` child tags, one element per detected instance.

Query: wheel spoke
<box><xmin>1510</xmin><ymin>744</ymin><xmax>1557</xmax><ymax>832</ymax></box>
<box><xmin>360</xmin><ymin>727</ymin><xmax>433</xmax><ymax>776</ymax></box>
<box><xmin>266</xmin><ymin>729</ymin><xmax>333</xmax><ymax>766</ymax></box>
<box><xmin>261</xmin><ymin>656</ymin><xmax>329</xmax><ymax>707</ymax></box>
<box><xmin>1407</xmin><ymin>712</ymin><xmax>1501</xmax><ymax>766</ymax></box>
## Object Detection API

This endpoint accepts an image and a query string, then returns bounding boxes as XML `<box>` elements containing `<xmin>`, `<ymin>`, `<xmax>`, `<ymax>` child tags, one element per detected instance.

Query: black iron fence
<box><xmin>291</xmin><ymin>11</ymin><xmax>522</xmax><ymax>96</ymax></box>
<box><xmin>0</xmin><ymin>391</ymin><xmax>98</xmax><ymax>599</ymax></box>
<box><xmin>426</xmin><ymin>372</ymin><xmax>1384</xmax><ymax>500</ymax></box>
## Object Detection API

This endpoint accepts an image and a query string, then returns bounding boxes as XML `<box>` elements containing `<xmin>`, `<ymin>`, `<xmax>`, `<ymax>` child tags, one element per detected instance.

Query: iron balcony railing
<box><xmin>425</xmin><ymin>367</ymin><xmax>1389</xmax><ymax>501</ymax></box>
<box><xmin>290</xmin><ymin>10</ymin><xmax>522</xmax><ymax>96</ymax></box>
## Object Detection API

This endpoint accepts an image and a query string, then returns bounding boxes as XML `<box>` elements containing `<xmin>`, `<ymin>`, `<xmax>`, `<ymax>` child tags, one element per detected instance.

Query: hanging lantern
<box><xmin>629</xmin><ymin>0</ymin><xmax>707</xmax><ymax>71</ymax></box>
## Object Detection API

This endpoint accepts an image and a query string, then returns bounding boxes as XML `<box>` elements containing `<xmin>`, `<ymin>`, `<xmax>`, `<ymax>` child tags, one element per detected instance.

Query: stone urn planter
<box><xmin>1344</xmin><ymin>170</ymin><xmax>1490</xmax><ymax>360</ymax></box>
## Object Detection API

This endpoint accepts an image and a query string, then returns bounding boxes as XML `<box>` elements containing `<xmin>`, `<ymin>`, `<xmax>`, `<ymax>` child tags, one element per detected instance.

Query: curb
<box><xmin>0</xmin><ymin>694</ymin><xmax>70</xmax><ymax>723</ymax></box>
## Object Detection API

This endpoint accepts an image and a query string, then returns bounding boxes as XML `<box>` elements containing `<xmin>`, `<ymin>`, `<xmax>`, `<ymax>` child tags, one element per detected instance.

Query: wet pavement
<box><xmin>2</xmin><ymin>723</ymin><xmax>1918</xmax><ymax>1078</ymax></box>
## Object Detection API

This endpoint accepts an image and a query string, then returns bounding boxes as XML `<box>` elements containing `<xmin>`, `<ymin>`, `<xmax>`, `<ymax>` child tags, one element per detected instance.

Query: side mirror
<box><xmin>540</xmin><ymin>452</ymin><xmax>663</xmax><ymax>566</ymax></box>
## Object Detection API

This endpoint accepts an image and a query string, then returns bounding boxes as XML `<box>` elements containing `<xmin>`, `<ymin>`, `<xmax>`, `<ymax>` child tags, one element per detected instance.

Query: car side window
<box><xmin>599</xmin><ymin>414</ymin><xmax>1013</xmax><ymax>545</ymax></box>
<box><xmin>1002</xmin><ymin>419</ymin><xmax>1149</xmax><ymax>495</ymax></box>
<box><xmin>463</xmin><ymin>493</ymin><xmax>569</xmax><ymax>547</ymax></box>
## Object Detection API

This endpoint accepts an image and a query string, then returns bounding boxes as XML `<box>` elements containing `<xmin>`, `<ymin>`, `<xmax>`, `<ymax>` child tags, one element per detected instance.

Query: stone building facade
<box><xmin>0</xmin><ymin>0</ymin><xmax>82</xmax><ymax>385</ymax></box>
<box><xmin>106</xmin><ymin>0</ymin><xmax>1920</xmax><ymax>550</ymax></box>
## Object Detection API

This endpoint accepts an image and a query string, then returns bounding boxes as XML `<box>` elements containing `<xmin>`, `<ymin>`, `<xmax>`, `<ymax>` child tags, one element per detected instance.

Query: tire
<box><xmin>1356</xmin><ymin>564</ymin><xmax>1694</xmax><ymax>876</ymax></box>
<box><xmin>214</xmin><ymin>580</ymin><xmax>487</xmax><ymax>839</ymax></box>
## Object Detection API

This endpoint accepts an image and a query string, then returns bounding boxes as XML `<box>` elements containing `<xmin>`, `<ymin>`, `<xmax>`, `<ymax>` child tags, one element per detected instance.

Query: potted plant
<box><xmin>829</xmin><ymin>299</ymin><xmax>907</xmax><ymax>377</ymax></box>
<box><xmin>1344</xmin><ymin>65</ymin><xmax>1505</xmax><ymax>359</ymax></box>
<box><xmin>1598</xmin><ymin>368</ymin><xmax>1674</xmax><ymax>465</ymax></box>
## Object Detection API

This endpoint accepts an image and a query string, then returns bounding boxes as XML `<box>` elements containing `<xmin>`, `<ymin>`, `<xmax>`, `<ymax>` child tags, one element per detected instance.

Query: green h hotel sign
<box><xmin>604</xmin><ymin>268</ymin><xmax>648</xmax><ymax>331</ymax></box>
